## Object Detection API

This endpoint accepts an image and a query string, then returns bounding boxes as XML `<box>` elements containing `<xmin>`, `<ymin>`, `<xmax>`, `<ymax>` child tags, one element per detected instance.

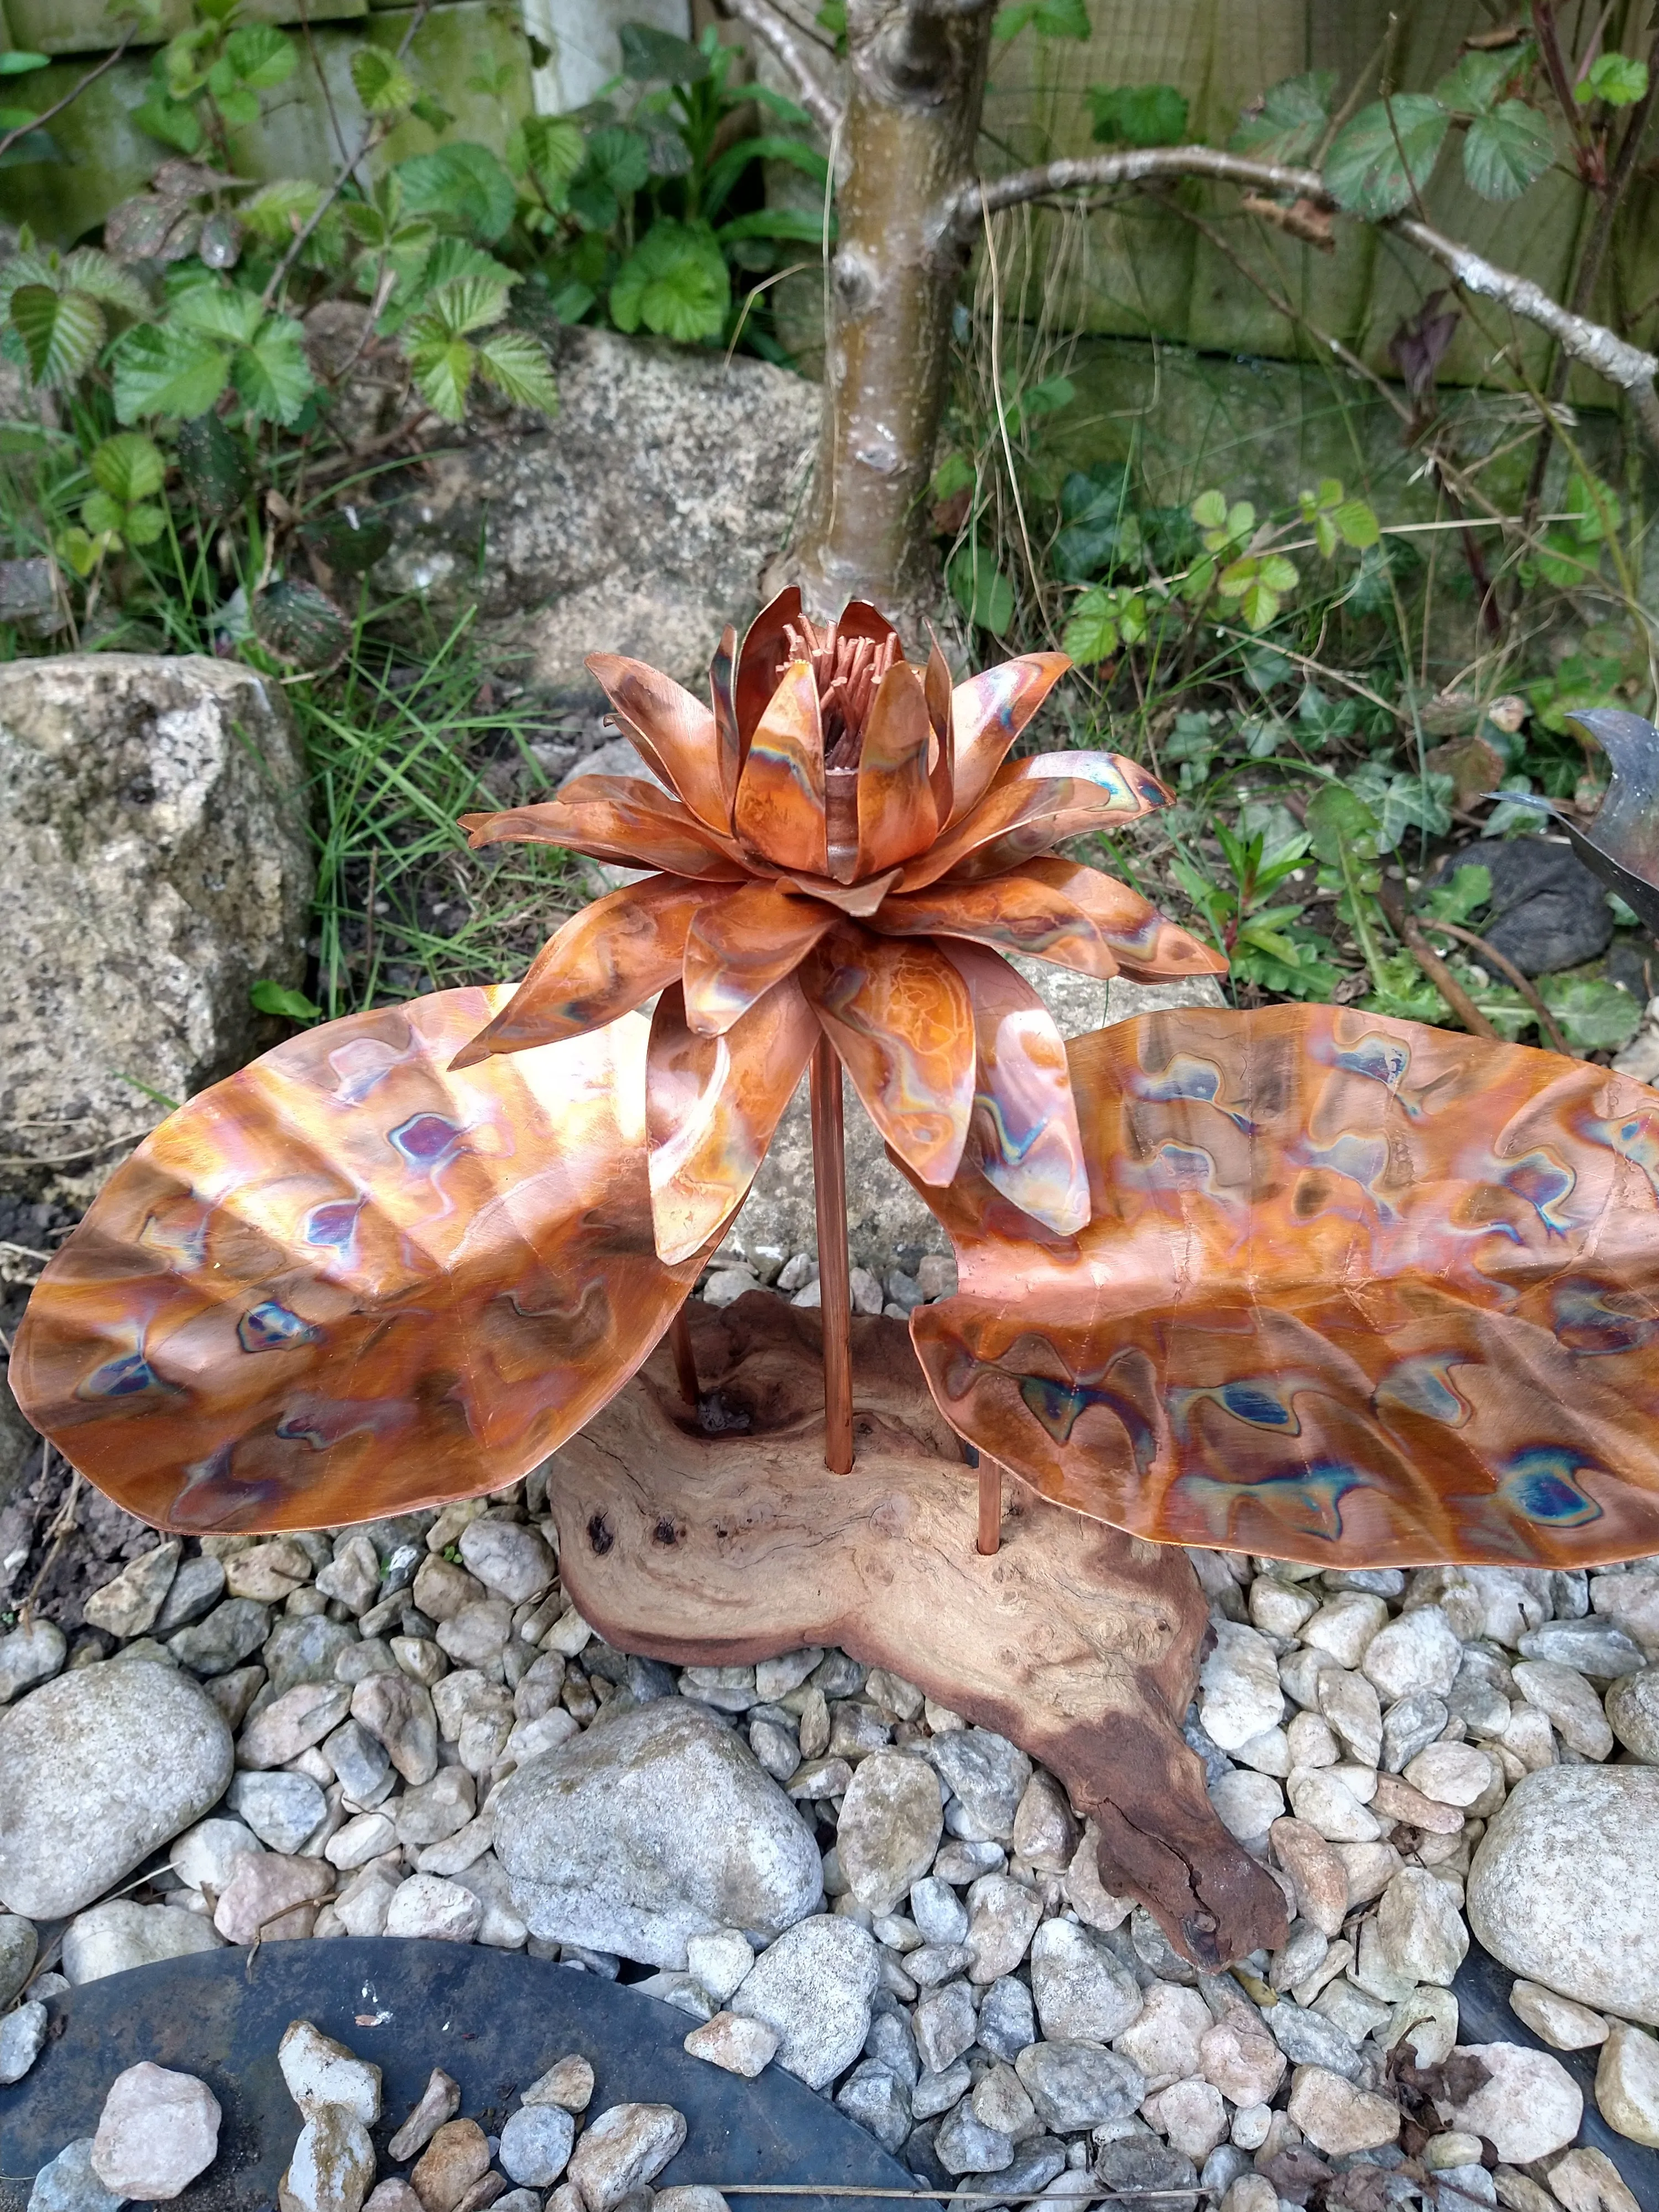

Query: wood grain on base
<box><xmin>545</xmin><ymin>1292</ymin><xmax>1287</xmax><ymax>1969</ymax></box>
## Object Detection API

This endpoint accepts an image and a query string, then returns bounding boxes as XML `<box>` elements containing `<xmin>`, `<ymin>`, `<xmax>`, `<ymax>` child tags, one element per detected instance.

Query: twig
<box><xmin>1428</xmin><ymin>919</ymin><xmax>1573</xmax><ymax>1053</ymax></box>
<box><xmin>721</xmin><ymin>0</ymin><xmax>844</xmax><ymax>137</ymax></box>
<box><xmin>17</xmin><ymin>1462</ymin><xmax>82</xmax><ymax>1630</ymax></box>
<box><xmin>1378</xmin><ymin>879</ymin><xmax>1499</xmax><ymax>1039</ymax></box>
<box><xmin>0</xmin><ymin>27</ymin><xmax>136</xmax><ymax>166</ymax></box>
<box><xmin>0</xmin><ymin>1129</ymin><xmax>153</xmax><ymax>1168</ymax></box>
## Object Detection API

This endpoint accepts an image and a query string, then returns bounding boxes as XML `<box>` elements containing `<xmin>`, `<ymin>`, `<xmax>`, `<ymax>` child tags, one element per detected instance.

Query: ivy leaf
<box><xmin>1306</xmin><ymin>781</ymin><xmax>1383</xmax><ymax>863</ymax></box>
<box><xmin>8</xmin><ymin>284</ymin><xmax>103</xmax><ymax>385</ymax></box>
<box><xmin>90</xmin><ymin>430</ymin><xmax>165</xmax><ymax>503</ymax></box>
<box><xmin>1230</xmin><ymin>69</ymin><xmax>1335</xmax><ymax>164</ymax></box>
<box><xmin>1463</xmin><ymin>101</ymin><xmax>1554</xmax><ymax>199</ymax></box>
<box><xmin>618</xmin><ymin>20</ymin><xmax>709</xmax><ymax>82</ymax></box>
<box><xmin>1324</xmin><ymin>95</ymin><xmax>1449</xmax><ymax>218</ymax></box>
<box><xmin>395</xmin><ymin>142</ymin><xmax>517</xmax><ymax>241</ymax></box>
<box><xmin>350</xmin><ymin>48</ymin><xmax>417</xmax><ymax>117</ymax></box>
<box><xmin>473</xmin><ymin>328</ymin><xmax>560</xmax><ymax>414</ymax></box>
<box><xmin>232</xmin><ymin>314</ymin><xmax>312</xmax><ymax>424</ymax></box>
<box><xmin>1087</xmin><ymin>82</ymin><xmax>1190</xmax><ymax>147</ymax></box>
<box><xmin>1579</xmin><ymin>53</ymin><xmax>1648</xmax><ymax>106</ymax></box>
<box><xmin>225</xmin><ymin>24</ymin><xmax>296</xmax><ymax>89</ymax></box>
<box><xmin>111</xmin><ymin>322</ymin><xmax>230</xmax><ymax>423</ymax></box>
<box><xmin>946</xmin><ymin>541</ymin><xmax>1014</xmax><ymax>635</ymax></box>
<box><xmin>609</xmin><ymin>219</ymin><xmax>729</xmax><ymax>343</ymax></box>
<box><xmin>251</xmin><ymin>978</ymin><xmax>322</xmax><ymax>1021</ymax></box>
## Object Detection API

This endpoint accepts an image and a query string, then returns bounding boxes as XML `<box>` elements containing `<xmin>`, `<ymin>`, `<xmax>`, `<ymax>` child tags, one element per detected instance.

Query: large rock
<box><xmin>1467</xmin><ymin>1766</ymin><xmax>1659</xmax><ymax>2026</ymax></box>
<box><xmin>0</xmin><ymin>1657</ymin><xmax>233</xmax><ymax>1917</ymax></box>
<box><xmin>721</xmin><ymin>969</ymin><xmax>1228</xmax><ymax>1272</ymax></box>
<box><xmin>493</xmin><ymin>1699</ymin><xmax>822</xmax><ymax>1967</ymax></box>
<box><xmin>375</xmin><ymin>326</ymin><xmax>818</xmax><ymax>703</ymax></box>
<box><xmin>0</xmin><ymin>655</ymin><xmax>312</xmax><ymax>1188</ymax></box>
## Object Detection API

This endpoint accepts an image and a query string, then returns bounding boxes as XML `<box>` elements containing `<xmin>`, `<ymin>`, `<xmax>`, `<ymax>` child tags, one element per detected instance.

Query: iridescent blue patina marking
<box><xmin>1497</xmin><ymin>1446</ymin><xmax>1605</xmax><ymax>1526</ymax></box>
<box><xmin>1176</xmin><ymin>1461</ymin><xmax>1368</xmax><ymax>1542</ymax></box>
<box><xmin>238</xmin><ymin>1301</ymin><xmax>322</xmax><ymax>1353</ymax></box>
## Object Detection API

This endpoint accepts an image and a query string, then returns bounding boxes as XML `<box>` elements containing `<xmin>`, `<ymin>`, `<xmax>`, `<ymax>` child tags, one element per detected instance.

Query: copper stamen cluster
<box><xmin>784</xmin><ymin>616</ymin><xmax>901</xmax><ymax>766</ymax></box>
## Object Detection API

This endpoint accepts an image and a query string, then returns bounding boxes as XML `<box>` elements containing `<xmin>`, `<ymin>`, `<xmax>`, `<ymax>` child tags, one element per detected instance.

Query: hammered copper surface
<box><xmin>910</xmin><ymin>1001</ymin><xmax>1659</xmax><ymax>1568</ymax></box>
<box><xmin>11</xmin><ymin>990</ymin><xmax>709</xmax><ymax>1531</ymax></box>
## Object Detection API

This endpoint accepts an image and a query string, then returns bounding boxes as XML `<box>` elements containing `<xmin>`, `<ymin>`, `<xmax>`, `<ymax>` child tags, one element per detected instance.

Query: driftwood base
<box><xmin>546</xmin><ymin>1293</ymin><xmax>1286</xmax><ymax>1969</ymax></box>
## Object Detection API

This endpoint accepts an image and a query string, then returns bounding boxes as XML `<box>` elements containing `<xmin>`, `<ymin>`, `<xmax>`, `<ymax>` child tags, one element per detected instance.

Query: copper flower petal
<box><xmin>586</xmin><ymin>654</ymin><xmax>729</xmax><ymax>835</ymax></box>
<box><xmin>994</xmin><ymin>749</ymin><xmax>1171</xmax><ymax>815</ymax></box>
<box><xmin>451</xmin><ymin>875</ymin><xmax>709</xmax><ymax>1068</ymax></box>
<box><xmin>857</xmin><ymin>660</ymin><xmax>939</xmax><ymax>876</ymax></box>
<box><xmin>10</xmin><ymin>989</ymin><xmax>709</xmax><ymax>1535</ymax></box>
<box><xmin>800</xmin><ymin>924</ymin><xmax>975</xmax><ymax>1186</ymax></box>
<box><xmin>462</xmin><ymin>778</ymin><xmax>748</xmax><ymax>882</ymax></box>
<box><xmin>924</xmin><ymin>629</ymin><xmax>954</xmax><ymax>821</ymax></box>
<box><xmin>1020</xmin><ymin>857</ymin><xmax>1227</xmax><ymax>980</ymax></box>
<box><xmin>735</xmin><ymin>583</ymin><xmax>804</xmax><ymax>744</ymax></box>
<box><xmin>645</xmin><ymin>976</ymin><xmax>819</xmax><ymax>1264</ymax></box>
<box><xmin>834</xmin><ymin>598</ymin><xmax>902</xmax><ymax>654</ymax></box>
<box><xmin>682</xmin><ymin>880</ymin><xmax>836</xmax><ymax>1035</ymax></box>
<box><xmin>870</xmin><ymin>869</ymin><xmax>1120</xmax><ymax>979</ymax></box>
<box><xmin>909</xmin><ymin>1002</ymin><xmax>1659</xmax><ymax>1569</ymax></box>
<box><xmin>779</xmin><ymin>867</ymin><xmax>902</xmax><ymax>920</ymax></box>
<box><xmin>946</xmin><ymin>941</ymin><xmax>1089</xmax><ymax>1236</ymax></box>
<box><xmin>947</xmin><ymin>652</ymin><xmax>1071</xmax><ymax>825</ymax></box>
<box><xmin>896</xmin><ymin>776</ymin><xmax>1160</xmax><ymax>893</ymax></box>
<box><xmin>709</xmin><ymin>622</ymin><xmax>742</xmax><ymax>815</ymax></box>
<box><xmin>733</xmin><ymin>658</ymin><xmax>829</xmax><ymax>877</ymax></box>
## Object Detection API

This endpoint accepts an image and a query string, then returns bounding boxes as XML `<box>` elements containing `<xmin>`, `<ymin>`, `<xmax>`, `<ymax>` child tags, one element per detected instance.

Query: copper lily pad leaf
<box><xmin>911</xmin><ymin>1002</ymin><xmax>1659</xmax><ymax>1568</ymax></box>
<box><xmin>12</xmin><ymin>989</ymin><xmax>709</xmax><ymax>1533</ymax></box>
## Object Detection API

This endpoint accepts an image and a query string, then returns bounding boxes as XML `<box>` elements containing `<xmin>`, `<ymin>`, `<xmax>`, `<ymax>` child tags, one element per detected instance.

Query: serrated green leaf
<box><xmin>1538</xmin><ymin>972</ymin><xmax>1641</xmax><ymax>1051</ymax></box>
<box><xmin>239</xmin><ymin>176</ymin><xmax>325</xmax><ymax>243</ymax></box>
<box><xmin>91</xmin><ymin>431</ymin><xmax>165</xmax><ymax>503</ymax></box>
<box><xmin>931</xmin><ymin>452</ymin><xmax>974</xmax><ymax>500</ymax></box>
<box><xmin>252</xmin><ymin>578</ymin><xmax>347</xmax><ymax>666</ymax></box>
<box><xmin>1580</xmin><ymin>52</ymin><xmax>1648</xmax><ymax>106</ymax></box>
<box><xmin>1332</xmin><ymin>498</ymin><xmax>1379</xmax><ymax>550</ymax></box>
<box><xmin>1190</xmin><ymin>489</ymin><xmax>1227</xmax><ymax>531</ymax></box>
<box><xmin>1087</xmin><ymin>81</ymin><xmax>1189</xmax><ymax>147</ymax></box>
<box><xmin>947</xmin><ymin>541</ymin><xmax>1014</xmax><ymax>635</ymax></box>
<box><xmin>1060</xmin><ymin>587</ymin><xmax>1120</xmax><ymax>665</ymax></box>
<box><xmin>251</xmin><ymin>978</ymin><xmax>322</xmax><ymax>1021</ymax></box>
<box><xmin>609</xmin><ymin>219</ymin><xmax>729</xmax><ymax>343</ymax></box>
<box><xmin>81</xmin><ymin>488</ymin><xmax>126</xmax><ymax>536</ymax></box>
<box><xmin>406</xmin><ymin>332</ymin><xmax>474</xmax><ymax>419</ymax></box>
<box><xmin>1237</xmin><ymin>579</ymin><xmax>1282</xmax><ymax>630</ymax></box>
<box><xmin>519</xmin><ymin>113</ymin><xmax>585</xmax><ymax>200</ymax></box>
<box><xmin>226</xmin><ymin>24</ymin><xmax>295</xmax><ymax>90</ymax></box>
<box><xmin>350</xmin><ymin>46</ymin><xmax>416</xmax><ymax>117</ymax></box>
<box><xmin>216</xmin><ymin>84</ymin><xmax>260</xmax><ymax>129</ymax></box>
<box><xmin>132</xmin><ymin>93</ymin><xmax>203</xmax><ymax>155</ymax></box>
<box><xmin>176</xmin><ymin>410</ymin><xmax>250</xmax><ymax>517</ymax></box>
<box><xmin>474</xmin><ymin>328</ymin><xmax>559</xmax><ymax>414</ymax></box>
<box><xmin>111</xmin><ymin>322</ymin><xmax>229</xmax><ymax>424</ymax></box>
<box><xmin>1258</xmin><ymin>554</ymin><xmax>1298</xmax><ymax>592</ymax></box>
<box><xmin>169</xmin><ymin>283</ymin><xmax>264</xmax><ymax>345</ymax></box>
<box><xmin>232</xmin><ymin>314</ymin><xmax>312</xmax><ymax>424</ymax></box>
<box><xmin>1462</xmin><ymin>100</ymin><xmax>1553</xmax><ymax>199</ymax></box>
<box><xmin>1324</xmin><ymin>95</ymin><xmax>1448</xmax><ymax>218</ymax></box>
<box><xmin>1434</xmin><ymin>46</ymin><xmax>1526</xmax><ymax>115</ymax></box>
<box><xmin>395</xmin><ymin>142</ymin><xmax>516</xmax><ymax>241</ymax></box>
<box><xmin>124</xmin><ymin>502</ymin><xmax>166</xmax><ymax>546</ymax></box>
<box><xmin>58</xmin><ymin>249</ymin><xmax>150</xmax><ymax>316</ymax></box>
<box><xmin>420</xmin><ymin>272</ymin><xmax>513</xmax><ymax>338</ymax></box>
<box><xmin>618</xmin><ymin>20</ymin><xmax>709</xmax><ymax>81</ymax></box>
<box><xmin>56</xmin><ymin>525</ymin><xmax>106</xmax><ymax>577</ymax></box>
<box><xmin>1230</xmin><ymin>69</ymin><xmax>1335</xmax><ymax>164</ymax></box>
<box><xmin>8</xmin><ymin>284</ymin><xmax>103</xmax><ymax>386</ymax></box>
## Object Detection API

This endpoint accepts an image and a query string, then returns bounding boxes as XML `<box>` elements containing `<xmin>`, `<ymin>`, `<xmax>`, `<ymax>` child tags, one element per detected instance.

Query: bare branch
<box><xmin>722</xmin><ymin>0</ymin><xmax>844</xmax><ymax>137</ymax></box>
<box><xmin>0</xmin><ymin>27</ymin><xmax>136</xmax><ymax>168</ymax></box>
<box><xmin>944</xmin><ymin>147</ymin><xmax>1659</xmax><ymax>453</ymax></box>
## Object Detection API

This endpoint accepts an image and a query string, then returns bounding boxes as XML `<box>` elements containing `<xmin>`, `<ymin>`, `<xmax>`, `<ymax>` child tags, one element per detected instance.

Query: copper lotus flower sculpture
<box><xmin>451</xmin><ymin>588</ymin><xmax>1219</xmax><ymax>1255</ymax></box>
<box><xmin>14</xmin><ymin>592</ymin><xmax>1659</xmax><ymax>1572</ymax></box>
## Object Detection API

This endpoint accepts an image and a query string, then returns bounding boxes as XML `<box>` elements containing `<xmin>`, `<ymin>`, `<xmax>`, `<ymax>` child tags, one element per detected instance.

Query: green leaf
<box><xmin>994</xmin><ymin>0</ymin><xmax>1089</xmax><ymax>39</ymax></box>
<box><xmin>132</xmin><ymin>94</ymin><xmax>203</xmax><ymax>154</ymax></box>
<box><xmin>55</xmin><ymin>525</ymin><xmax>106</xmax><ymax>577</ymax></box>
<box><xmin>111</xmin><ymin>322</ymin><xmax>229</xmax><ymax>424</ymax></box>
<box><xmin>59</xmin><ymin>248</ymin><xmax>150</xmax><ymax>317</ymax></box>
<box><xmin>704</xmin><ymin>134</ymin><xmax>826</xmax><ymax>221</ymax></box>
<box><xmin>123</xmin><ymin>501</ymin><xmax>166</xmax><ymax>547</ymax></box>
<box><xmin>715</xmin><ymin>207</ymin><xmax>831</xmax><ymax>245</ymax></box>
<box><xmin>0</xmin><ymin>54</ymin><xmax>50</xmax><ymax>76</ymax></box>
<box><xmin>239</xmin><ymin>176</ymin><xmax>325</xmax><ymax>243</ymax></box>
<box><xmin>1538</xmin><ymin>973</ymin><xmax>1641</xmax><ymax>1052</ymax></box>
<box><xmin>8</xmin><ymin>284</ymin><xmax>103</xmax><ymax>386</ymax></box>
<box><xmin>618</xmin><ymin>20</ymin><xmax>709</xmax><ymax>81</ymax></box>
<box><xmin>473</xmin><ymin>328</ymin><xmax>559</xmax><ymax>414</ymax></box>
<box><xmin>176</xmin><ymin>410</ymin><xmax>250</xmax><ymax>516</ymax></box>
<box><xmin>1007</xmin><ymin>373</ymin><xmax>1075</xmax><ymax>429</ymax></box>
<box><xmin>1190</xmin><ymin>488</ymin><xmax>1228</xmax><ymax>531</ymax></box>
<box><xmin>568</xmin><ymin>126</ymin><xmax>651</xmax><ymax>229</ymax></box>
<box><xmin>1332</xmin><ymin>497</ymin><xmax>1379</xmax><ymax>549</ymax></box>
<box><xmin>216</xmin><ymin>83</ymin><xmax>260</xmax><ymax>128</ymax></box>
<box><xmin>252</xmin><ymin>578</ymin><xmax>348</xmax><ymax>666</ymax></box>
<box><xmin>1423</xmin><ymin>863</ymin><xmax>1491</xmax><ymax>925</ymax></box>
<box><xmin>1258</xmin><ymin>553</ymin><xmax>1298</xmax><ymax>593</ymax></box>
<box><xmin>225</xmin><ymin>24</ymin><xmax>295</xmax><ymax>90</ymax></box>
<box><xmin>1236</xmin><ymin>578</ymin><xmax>1282</xmax><ymax>630</ymax></box>
<box><xmin>1230</xmin><ymin>70</ymin><xmax>1335</xmax><ymax>164</ymax></box>
<box><xmin>1564</xmin><ymin>467</ymin><xmax>1622</xmax><ymax>543</ymax></box>
<box><xmin>169</xmin><ymin>281</ymin><xmax>264</xmax><ymax>345</ymax></box>
<box><xmin>395</xmin><ymin>142</ymin><xmax>517</xmax><ymax>241</ymax></box>
<box><xmin>420</xmin><ymin>272</ymin><xmax>513</xmax><ymax>338</ymax></box>
<box><xmin>1462</xmin><ymin>101</ymin><xmax>1554</xmax><ymax>199</ymax></box>
<box><xmin>1306</xmin><ymin>781</ymin><xmax>1382</xmax><ymax>864</ymax></box>
<box><xmin>232</xmin><ymin>314</ymin><xmax>312</xmax><ymax>424</ymax></box>
<box><xmin>1061</xmin><ymin>586</ymin><xmax>1123</xmax><ymax>664</ymax></box>
<box><xmin>252</xmin><ymin>978</ymin><xmax>322</xmax><ymax>1021</ymax></box>
<box><xmin>1324</xmin><ymin>95</ymin><xmax>1448</xmax><ymax>219</ymax></box>
<box><xmin>519</xmin><ymin>113</ymin><xmax>585</xmax><ymax>201</ymax></box>
<box><xmin>1580</xmin><ymin>53</ymin><xmax>1648</xmax><ymax>106</ymax></box>
<box><xmin>91</xmin><ymin>430</ymin><xmax>165</xmax><ymax>503</ymax></box>
<box><xmin>406</xmin><ymin>331</ymin><xmax>474</xmax><ymax>419</ymax></box>
<box><xmin>1434</xmin><ymin>46</ymin><xmax>1527</xmax><ymax>115</ymax></box>
<box><xmin>609</xmin><ymin>219</ymin><xmax>729</xmax><ymax>343</ymax></box>
<box><xmin>931</xmin><ymin>452</ymin><xmax>975</xmax><ymax>500</ymax></box>
<box><xmin>81</xmin><ymin>488</ymin><xmax>127</xmax><ymax>536</ymax></box>
<box><xmin>947</xmin><ymin>542</ymin><xmax>1015</xmax><ymax>635</ymax></box>
<box><xmin>1087</xmin><ymin>82</ymin><xmax>1190</xmax><ymax>147</ymax></box>
<box><xmin>350</xmin><ymin>46</ymin><xmax>416</xmax><ymax>117</ymax></box>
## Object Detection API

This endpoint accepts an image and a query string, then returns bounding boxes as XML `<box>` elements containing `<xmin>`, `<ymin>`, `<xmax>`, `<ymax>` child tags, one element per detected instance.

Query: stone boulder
<box><xmin>493</xmin><ymin>1698</ymin><xmax>823</xmax><ymax>1967</ymax></box>
<box><xmin>375</xmin><ymin>326</ymin><xmax>818</xmax><ymax>702</ymax></box>
<box><xmin>0</xmin><ymin>1657</ymin><xmax>234</xmax><ymax>1918</ymax></box>
<box><xmin>0</xmin><ymin>655</ymin><xmax>312</xmax><ymax>1191</ymax></box>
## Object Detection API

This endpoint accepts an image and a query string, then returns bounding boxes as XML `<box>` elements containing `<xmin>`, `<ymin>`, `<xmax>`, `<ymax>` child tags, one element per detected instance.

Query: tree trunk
<box><xmin>786</xmin><ymin>0</ymin><xmax>994</xmax><ymax>627</ymax></box>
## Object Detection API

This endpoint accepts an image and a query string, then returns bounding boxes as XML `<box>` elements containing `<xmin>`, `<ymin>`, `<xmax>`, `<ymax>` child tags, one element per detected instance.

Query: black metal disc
<box><xmin>0</xmin><ymin>1940</ymin><xmax>917</xmax><ymax>2212</ymax></box>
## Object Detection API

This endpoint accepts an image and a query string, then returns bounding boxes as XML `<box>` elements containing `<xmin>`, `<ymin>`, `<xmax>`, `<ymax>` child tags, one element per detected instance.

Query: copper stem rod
<box><xmin>977</xmin><ymin>1459</ymin><xmax>1001</xmax><ymax>1555</ymax></box>
<box><xmin>810</xmin><ymin>1034</ymin><xmax>854</xmax><ymax>1474</ymax></box>
<box><xmin>667</xmin><ymin>1303</ymin><xmax>699</xmax><ymax>1410</ymax></box>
